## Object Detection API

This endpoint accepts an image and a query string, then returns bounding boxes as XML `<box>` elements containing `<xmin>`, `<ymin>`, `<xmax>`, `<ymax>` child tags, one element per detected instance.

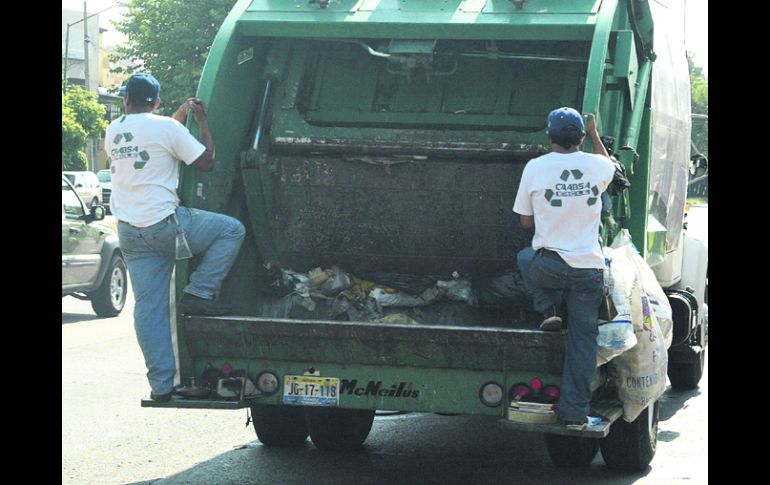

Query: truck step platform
<box><xmin>141</xmin><ymin>396</ymin><xmax>257</xmax><ymax>409</ymax></box>
<box><xmin>498</xmin><ymin>400</ymin><xmax>624</xmax><ymax>438</ymax></box>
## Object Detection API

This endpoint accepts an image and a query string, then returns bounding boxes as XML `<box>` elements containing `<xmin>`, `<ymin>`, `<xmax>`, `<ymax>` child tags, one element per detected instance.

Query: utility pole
<box><xmin>62</xmin><ymin>3</ymin><xmax>118</xmax><ymax>93</ymax></box>
<box><xmin>83</xmin><ymin>1</ymin><xmax>90</xmax><ymax>92</ymax></box>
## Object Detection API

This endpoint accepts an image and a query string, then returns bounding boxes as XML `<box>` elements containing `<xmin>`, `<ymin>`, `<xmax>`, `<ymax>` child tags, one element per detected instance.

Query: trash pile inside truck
<box><xmin>265</xmin><ymin>264</ymin><xmax>535</xmax><ymax>326</ymax></box>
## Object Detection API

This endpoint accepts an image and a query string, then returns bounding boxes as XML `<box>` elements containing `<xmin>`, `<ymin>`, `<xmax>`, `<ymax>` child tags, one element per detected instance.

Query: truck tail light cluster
<box><xmin>509</xmin><ymin>378</ymin><xmax>560</xmax><ymax>404</ymax></box>
<box><xmin>542</xmin><ymin>385</ymin><xmax>560</xmax><ymax>403</ymax></box>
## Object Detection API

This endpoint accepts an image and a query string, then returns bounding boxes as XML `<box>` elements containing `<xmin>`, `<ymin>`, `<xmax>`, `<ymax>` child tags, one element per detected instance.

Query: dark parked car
<box><xmin>62</xmin><ymin>175</ymin><xmax>127</xmax><ymax>317</ymax></box>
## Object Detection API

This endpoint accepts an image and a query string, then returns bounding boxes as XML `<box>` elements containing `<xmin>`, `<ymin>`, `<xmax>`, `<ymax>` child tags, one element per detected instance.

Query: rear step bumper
<box><xmin>498</xmin><ymin>400</ymin><xmax>623</xmax><ymax>438</ymax></box>
<box><xmin>141</xmin><ymin>396</ymin><xmax>256</xmax><ymax>409</ymax></box>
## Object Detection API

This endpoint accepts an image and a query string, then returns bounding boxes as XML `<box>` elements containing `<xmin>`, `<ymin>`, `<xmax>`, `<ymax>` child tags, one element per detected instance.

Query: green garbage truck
<box><xmin>143</xmin><ymin>0</ymin><xmax>708</xmax><ymax>471</ymax></box>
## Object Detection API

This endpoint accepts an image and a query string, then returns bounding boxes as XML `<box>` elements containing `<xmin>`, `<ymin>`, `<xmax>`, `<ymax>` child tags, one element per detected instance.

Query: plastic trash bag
<box><xmin>604</xmin><ymin>230</ymin><xmax>669</xmax><ymax>421</ymax></box>
<box><xmin>596</xmin><ymin>320</ymin><xmax>638</xmax><ymax>365</ymax></box>
<box><xmin>363</xmin><ymin>272</ymin><xmax>439</xmax><ymax>294</ymax></box>
<box><xmin>436</xmin><ymin>279</ymin><xmax>475</xmax><ymax>303</ymax></box>
<box><xmin>310</xmin><ymin>266</ymin><xmax>352</xmax><ymax>298</ymax></box>
<box><xmin>611</xmin><ymin>229</ymin><xmax>673</xmax><ymax>348</ymax></box>
<box><xmin>370</xmin><ymin>287</ymin><xmax>444</xmax><ymax>308</ymax></box>
<box><xmin>281</xmin><ymin>269</ymin><xmax>316</xmax><ymax>311</ymax></box>
<box><xmin>330</xmin><ymin>282</ymin><xmax>381</xmax><ymax>322</ymax></box>
<box><xmin>472</xmin><ymin>270</ymin><xmax>531</xmax><ymax>308</ymax></box>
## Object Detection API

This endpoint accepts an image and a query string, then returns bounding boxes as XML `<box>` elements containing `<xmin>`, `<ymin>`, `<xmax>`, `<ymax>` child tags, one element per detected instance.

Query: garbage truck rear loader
<box><xmin>144</xmin><ymin>0</ymin><xmax>708</xmax><ymax>471</ymax></box>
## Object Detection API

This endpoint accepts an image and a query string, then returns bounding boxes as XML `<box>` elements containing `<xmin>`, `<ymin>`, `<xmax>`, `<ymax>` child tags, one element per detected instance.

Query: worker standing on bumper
<box><xmin>105</xmin><ymin>73</ymin><xmax>246</xmax><ymax>402</ymax></box>
<box><xmin>513</xmin><ymin>108</ymin><xmax>615</xmax><ymax>427</ymax></box>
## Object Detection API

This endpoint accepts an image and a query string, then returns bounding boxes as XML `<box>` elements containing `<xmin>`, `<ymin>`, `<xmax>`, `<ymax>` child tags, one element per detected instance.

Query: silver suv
<box><xmin>62</xmin><ymin>175</ymin><xmax>127</xmax><ymax>317</ymax></box>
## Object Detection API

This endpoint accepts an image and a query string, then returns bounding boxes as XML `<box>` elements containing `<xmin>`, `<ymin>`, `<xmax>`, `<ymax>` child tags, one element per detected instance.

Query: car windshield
<box><xmin>63</xmin><ymin>173</ymin><xmax>76</xmax><ymax>184</ymax></box>
<box><xmin>97</xmin><ymin>170</ymin><xmax>111</xmax><ymax>183</ymax></box>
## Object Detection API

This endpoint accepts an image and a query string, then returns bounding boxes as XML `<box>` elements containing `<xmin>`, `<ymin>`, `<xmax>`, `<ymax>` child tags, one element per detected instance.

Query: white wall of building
<box><xmin>62</xmin><ymin>8</ymin><xmax>100</xmax><ymax>91</ymax></box>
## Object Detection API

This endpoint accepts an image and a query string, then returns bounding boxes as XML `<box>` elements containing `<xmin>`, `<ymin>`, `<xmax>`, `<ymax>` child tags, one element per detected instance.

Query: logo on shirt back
<box><xmin>543</xmin><ymin>169</ymin><xmax>600</xmax><ymax>207</ymax></box>
<box><xmin>110</xmin><ymin>131</ymin><xmax>151</xmax><ymax>169</ymax></box>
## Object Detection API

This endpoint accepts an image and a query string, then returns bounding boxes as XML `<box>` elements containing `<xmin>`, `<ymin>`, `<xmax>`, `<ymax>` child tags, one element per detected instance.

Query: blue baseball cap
<box><xmin>547</xmin><ymin>107</ymin><xmax>585</xmax><ymax>135</ymax></box>
<box><xmin>120</xmin><ymin>73</ymin><xmax>160</xmax><ymax>104</ymax></box>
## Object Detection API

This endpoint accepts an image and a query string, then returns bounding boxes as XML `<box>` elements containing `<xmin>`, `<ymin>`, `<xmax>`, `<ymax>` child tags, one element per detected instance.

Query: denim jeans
<box><xmin>517</xmin><ymin>248</ymin><xmax>604</xmax><ymax>421</ymax></box>
<box><xmin>118</xmin><ymin>206</ymin><xmax>246</xmax><ymax>394</ymax></box>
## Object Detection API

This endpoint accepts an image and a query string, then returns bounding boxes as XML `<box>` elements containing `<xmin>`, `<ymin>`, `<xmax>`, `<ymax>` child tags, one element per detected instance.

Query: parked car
<box><xmin>63</xmin><ymin>171</ymin><xmax>103</xmax><ymax>209</ymax></box>
<box><xmin>62</xmin><ymin>175</ymin><xmax>127</xmax><ymax>317</ymax></box>
<box><xmin>96</xmin><ymin>169</ymin><xmax>112</xmax><ymax>212</ymax></box>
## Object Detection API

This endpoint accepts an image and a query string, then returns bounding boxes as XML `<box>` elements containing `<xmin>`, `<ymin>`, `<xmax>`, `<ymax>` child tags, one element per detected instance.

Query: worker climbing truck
<box><xmin>144</xmin><ymin>0</ymin><xmax>708</xmax><ymax>471</ymax></box>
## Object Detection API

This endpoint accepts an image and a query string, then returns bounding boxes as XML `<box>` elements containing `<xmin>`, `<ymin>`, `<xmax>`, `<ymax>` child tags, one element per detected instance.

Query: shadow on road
<box><xmin>141</xmin><ymin>413</ymin><xmax>660</xmax><ymax>485</ymax></box>
<box><xmin>659</xmin><ymin>386</ymin><xmax>702</xmax><ymax>422</ymax></box>
<box><xmin>61</xmin><ymin>312</ymin><xmax>103</xmax><ymax>325</ymax></box>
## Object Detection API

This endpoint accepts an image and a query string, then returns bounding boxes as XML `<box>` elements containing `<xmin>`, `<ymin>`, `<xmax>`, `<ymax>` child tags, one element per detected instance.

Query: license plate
<box><xmin>283</xmin><ymin>375</ymin><xmax>340</xmax><ymax>406</ymax></box>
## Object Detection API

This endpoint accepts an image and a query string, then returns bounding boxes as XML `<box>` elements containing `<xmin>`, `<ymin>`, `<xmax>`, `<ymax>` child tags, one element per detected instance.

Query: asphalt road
<box><xmin>63</xmin><ymin>285</ymin><xmax>707</xmax><ymax>485</ymax></box>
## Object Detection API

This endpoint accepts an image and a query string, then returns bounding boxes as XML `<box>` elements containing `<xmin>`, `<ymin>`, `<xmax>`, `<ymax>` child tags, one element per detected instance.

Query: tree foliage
<box><xmin>687</xmin><ymin>53</ymin><xmax>708</xmax><ymax>158</ymax></box>
<box><xmin>62</xmin><ymin>85</ymin><xmax>107</xmax><ymax>171</ymax></box>
<box><xmin>62</xmin><ymin>106</ymin><xmax>87</xmax><ymax>171</ymax></box>
<box><xmin>111</xmin><ymin>0</ymin><xmax>237</xmax><ymax>114</ymax></box>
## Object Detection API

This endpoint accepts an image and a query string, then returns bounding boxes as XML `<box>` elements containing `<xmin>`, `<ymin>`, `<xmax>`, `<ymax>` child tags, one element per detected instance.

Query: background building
<box><xmin>63</xmin><ymin>6</ymin><xmax>127</xmax><ymax>172</ymax></box>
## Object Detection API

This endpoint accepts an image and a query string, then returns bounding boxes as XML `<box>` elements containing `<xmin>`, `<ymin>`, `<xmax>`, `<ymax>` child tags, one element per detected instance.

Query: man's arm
<box><xmin>519</xmin><ymin>214</ymin><xmax>534</xmax><ymax>229</ymax></box>
<box><xmin>584</xmin><ymin>113</ymin><xmax>610</xmax><ymax>159</ymax></box>
<box><xmin>174</xmin><ymin>98</ymin><xmax>215</xmax><ymax>172</ymax></box>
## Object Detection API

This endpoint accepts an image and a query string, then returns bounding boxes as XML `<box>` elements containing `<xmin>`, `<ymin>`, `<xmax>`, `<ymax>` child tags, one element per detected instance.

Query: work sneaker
<box><xmin>150</xmin><ymin>391</ymin><xmax>173</xmax><ymax>402</ymax></box>
<box><xmin>539</xmin><ymin>307</ymin><xmax>563</xmax><ymax>331</ymax></box>
<box><xmin>179</xmin><ymin>293</ymin><xmax>232</xmax><ymax>316</ymax></box>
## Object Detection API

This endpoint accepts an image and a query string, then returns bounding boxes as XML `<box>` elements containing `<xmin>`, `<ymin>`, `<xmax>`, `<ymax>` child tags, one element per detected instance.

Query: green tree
<box><xmin>62</xmin><ymin>106</ymin><xmax>87</xmax><ymax>170</ymax></box>
<box><xmin>111</xmin><ymin>0</ymin><xmax>237</xmax><ymax>114</ymax></box>
<box><xmin>62</xmin><ymin>85</ymin><xmax>107</xmax><ymax>171</ymax></box>
<box><xmin>687</xmin><ymin>53</ymin><xmax>708</xmax><ymax>158</ymax></box>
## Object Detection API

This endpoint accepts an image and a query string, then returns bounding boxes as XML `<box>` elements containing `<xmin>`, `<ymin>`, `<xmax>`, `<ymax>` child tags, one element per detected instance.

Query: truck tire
<box><xmin>306</xmin><ymin>407</ymin><xmax>375</xmax><ymax>451</ymax></box>
<box><xmin>600</xmin><ymin>401</ymin><xmax>659</xmax><ymax>471</ymax></box>
<box><xmin>543</xmin><ymin>434</ymin><xmax>599</xmax><ymax>468</ymax></box>
<box><xmin>89</xmin><ymin>255</ymin><xmax>127</xmax><ymax>317</ymax></box>
<box><xmin>251</xmin><ymin>404</ymin><xmax>308</xmax><ymax>447</ymax></box>
<box><xmin>667</xmin><ymin>350</ymin><xmax>705</xmax><ymax>390</ymax></box>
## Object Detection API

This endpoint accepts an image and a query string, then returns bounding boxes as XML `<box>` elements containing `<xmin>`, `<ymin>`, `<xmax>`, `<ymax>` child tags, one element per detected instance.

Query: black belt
<box><xmin>118</xmin><ymin>214</ymin><xmax>173</xmax><ymax>227</ymax></box>
<box><xmin>537</xmin><ymin>248</ymin><xmax>564</xmax><ymax>261</ymax></box>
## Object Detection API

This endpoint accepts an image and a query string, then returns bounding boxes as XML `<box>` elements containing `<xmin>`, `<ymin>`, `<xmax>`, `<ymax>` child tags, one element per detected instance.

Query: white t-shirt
<box><xmin>513</xmin><ymin>151</ymin><xmax>615</xmax><ymax>269</ymax></box>
<box><xmin>104</xmin><ymin>113</ymin><xmax>205</xmax><ymax>227</ymax></box>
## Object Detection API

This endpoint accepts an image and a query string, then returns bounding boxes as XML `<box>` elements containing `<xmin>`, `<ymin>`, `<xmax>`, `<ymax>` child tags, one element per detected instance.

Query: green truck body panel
<box><xmin>163</xmin><ymin>0</ymin><xmax>692</xmax><ymax>433</ymax></box>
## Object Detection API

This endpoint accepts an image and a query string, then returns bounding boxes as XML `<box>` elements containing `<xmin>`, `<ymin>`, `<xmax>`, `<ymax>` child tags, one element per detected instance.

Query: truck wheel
<box><xmin>667</xmin><ymin>350</ymin><xmax>705</xmax><ymax>390</ymax></box>
<box><xmin>600</xmin><ymin>401</ymin><xmax>659</xmax><ymax>471</ymax></box>
<box><xmin>306</xmin><ymin>407</ymin><xmax>375</xmax><ymax>451</ymax></box>
<box><xmin>89</xmin><ymin>255</ymin><xmax>127</xmax><ymax>317</ymax></box>
<box><xmin>251</xmin><ymin>404</ymin><xmax>308</xmax><ymax>447</ymax></box>
<box><xmin>543</xmin><ymin>434</ymin><xmax>599</xmax><ymax>468</ymax></box>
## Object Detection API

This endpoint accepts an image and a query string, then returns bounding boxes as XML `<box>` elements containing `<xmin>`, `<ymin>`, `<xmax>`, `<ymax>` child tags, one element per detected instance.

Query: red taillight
<box><xmin>510</xmin><ymin>383</ymin><xmax>532</xmax><ymax>401</ymax></box>
<box><xmin>542</xmin><ymin>385</ymin><xmax>560</xmax><ymax>403</ymax></box>
<box><xmin>530</xmin><ymin>377</ymin><xmax>543</xmax><ymax>390</ymax></box>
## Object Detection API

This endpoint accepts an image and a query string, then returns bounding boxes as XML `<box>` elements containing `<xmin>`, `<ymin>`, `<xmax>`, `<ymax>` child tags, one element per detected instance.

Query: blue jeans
<box><xmin>118</xmin><ymin>206</ymin><xmax>246</xmax><ymax>394</ymax></box>
<box><xmin>517</xmin><ymin>248</ymin><xmax>604</xmax><ymax>421</ymax></box>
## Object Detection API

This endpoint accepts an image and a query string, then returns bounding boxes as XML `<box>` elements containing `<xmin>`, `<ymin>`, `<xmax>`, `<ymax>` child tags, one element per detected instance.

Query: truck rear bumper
<box><xmin>498</xmin><ymin>399</ymin><xmax>623</xmax><ymax>438</ymax></box>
